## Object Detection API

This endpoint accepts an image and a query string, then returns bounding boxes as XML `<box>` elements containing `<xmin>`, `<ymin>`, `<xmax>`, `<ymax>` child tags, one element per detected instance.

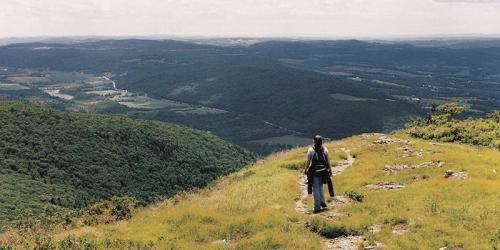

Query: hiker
<box><xmin>304</xmin><ymin>135</ymin><xmax>335</xmax><ymax>213</ymax></box>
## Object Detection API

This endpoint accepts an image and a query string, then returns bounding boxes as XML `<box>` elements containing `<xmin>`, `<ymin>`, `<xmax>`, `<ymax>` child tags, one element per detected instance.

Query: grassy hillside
<box><xmin>0</xmin><ymin>101</ymin><xmax>255</xmax><ymax>227</ymax></box>
<box><xmin>3</xmin><ymin>133</ymin><xmax>498</xmax><ymax>249</ymax></box>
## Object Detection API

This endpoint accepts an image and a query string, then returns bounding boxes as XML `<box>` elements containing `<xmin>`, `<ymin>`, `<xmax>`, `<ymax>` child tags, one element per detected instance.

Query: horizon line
<box><xmin>2</xmin><ymin>33</ymin><xmax>500</xmax><ymax>41</ymax></box>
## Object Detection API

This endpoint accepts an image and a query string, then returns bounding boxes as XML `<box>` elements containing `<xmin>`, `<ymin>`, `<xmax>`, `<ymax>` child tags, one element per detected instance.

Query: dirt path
<box><xmin>295</xmin><ymin>148</ymin><xmax>367</xmax><ymax>249</ymax></box>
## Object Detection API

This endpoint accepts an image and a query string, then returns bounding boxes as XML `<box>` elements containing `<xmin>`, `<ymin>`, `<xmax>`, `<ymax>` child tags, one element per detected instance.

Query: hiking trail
<box><xmin>296</xmin><ymin>147</ymin><xmax>373</xmax><ymax>250</ymax></box>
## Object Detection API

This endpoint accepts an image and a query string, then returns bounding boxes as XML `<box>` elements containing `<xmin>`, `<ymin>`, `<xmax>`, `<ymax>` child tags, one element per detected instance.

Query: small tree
<box><xmin>429</xmin><ymin>103</ymin><xmax>468</xmax><ymax>124</ymax></box>
<box><xmin>487</xmin><ymin>110</ymin><xmax>500</xmax><ymax>123</ymax></box>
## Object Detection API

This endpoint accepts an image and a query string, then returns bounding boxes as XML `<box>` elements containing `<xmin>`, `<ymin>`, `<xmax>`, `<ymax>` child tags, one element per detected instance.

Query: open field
<box><xmin>331</xmin><ymin>93</ymin><xmax>377</xmax><ymax>102</ymax></box>
<box><xmin>6</xmin><ymin>76</ymin><xmax>50</xmax><ymax>84</ymax></box>
<box><xmin>42</xmin><ymin>89</ymin><xmax>74</xmax><ymax>100</ymax></box>
<box><xmin>248</xmin><ymin>135</ymin><xmax>312</xmax><ymax>146</ymax></box>
<box><xmin>0</xmin><ymin>83</ymin><xmax>30</xmax><ymax>90</ymax></box>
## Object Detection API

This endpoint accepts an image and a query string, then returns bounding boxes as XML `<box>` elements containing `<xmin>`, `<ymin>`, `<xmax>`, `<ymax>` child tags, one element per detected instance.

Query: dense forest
<box><xmin>404</xmin><ymin>103</ymin><xmax>499</xmax><ymax>148</ymax></box>
<box><xmin>0</xmin><ymin>101</ymin><xmax>255</xmax><ymax>227</ymax></box>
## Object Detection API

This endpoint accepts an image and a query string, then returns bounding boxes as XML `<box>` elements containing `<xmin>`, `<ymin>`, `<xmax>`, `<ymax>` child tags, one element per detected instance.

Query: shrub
<box><xmin>344</xmin><ymin>190</ymin><xmax>365</xmax><ymax>202</ymax></box>
<box><xmin>82</xmin><ymin>197</ymin><xmax>138</xmax><ymax>226</ymax></box>
<box><xmin>306</xmin><ymin>217</ymin><xmax>357</xmax><ymax>239</ymax></box>
<box><xmin>57</xmin><ymin>236</ymin><xmax>98</xmax><ymax>250</ymax></box>
<box><xmin>33</xmin><ymin>236</ymin><xmax>54</xmax><ymax>250</ymax></box>
<box><xmin>387</xmin><ymin>217</ymin><xmax>408</xmax><ymax>226</ymax></box>
<box><xmin>404</xmin><ymin>104</ymin><xmax>499</xmax><ymax>148</ymax></box>
<box><xmin>0</xmin><ymin>242</ymin><xmax>12</xmax><ymax>250</ymax></box>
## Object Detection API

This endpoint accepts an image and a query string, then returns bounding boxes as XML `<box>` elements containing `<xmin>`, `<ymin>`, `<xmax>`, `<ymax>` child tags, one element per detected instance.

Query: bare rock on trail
<box><xmin>363</xmin><ymin>182</ymin><xmax>405</xmax><ymax>190</ymax></box>
<box><xmin>331</xmin><ymin>195</ymin><xmax>352</xmax><ymax>205</ymax></box>
<box><xmin>295</xmin><ymin>175</ymin><xmax>310</xmax><ymax>214</ymax></box>
<box><xmin>392</xmin><ymin>224</ymin><xmax>409</xmax><ymax>235</ymax></box>
<box><xmin>326</xmin><ymin>236</ymin><xmax>383</xmax><ymax>250</ymax></box>
<box><xmin>368</xmin><ymin>223</ymin><xmax>383</xmax><ymax>233</ymax></box>
<box><xmin>325</xmin><ymin>236</ymin><xmax>365</xmax><ymax>250</ymax></box>
<box><xmin>444</xmin><ymin>170</ymin><xmax>468</xmax><ymax>180</ymax></box>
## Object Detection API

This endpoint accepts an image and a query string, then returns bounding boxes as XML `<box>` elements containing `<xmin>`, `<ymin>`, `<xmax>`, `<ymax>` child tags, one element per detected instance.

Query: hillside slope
<box><xmin>4</xmin><ymin>133</ymin><xmax>498</xmax><ymax>249</ymax></box>
<box><xmin>0</xmin><ymin>101</ymin><xmax>255</xmax><ymax>227</ymax></box>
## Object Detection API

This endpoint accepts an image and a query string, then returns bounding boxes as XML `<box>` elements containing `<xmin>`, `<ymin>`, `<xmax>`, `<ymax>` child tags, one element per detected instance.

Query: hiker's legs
<box><xmin>319</xmin><ymin>181</ymin><xmax>326</xmax><ymax>204</ymax></box>
<box><xmin>312</xmin><ymin>175</ymin><xmax>325</xmax><ymax>211</ymax></box>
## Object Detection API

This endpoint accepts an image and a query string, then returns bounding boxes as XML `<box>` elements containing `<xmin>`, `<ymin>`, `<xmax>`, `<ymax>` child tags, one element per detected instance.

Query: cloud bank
<box><xmin>0</xmin><ymin>0</ymin><xmax>499</xmax><ymax>38</ymax></box>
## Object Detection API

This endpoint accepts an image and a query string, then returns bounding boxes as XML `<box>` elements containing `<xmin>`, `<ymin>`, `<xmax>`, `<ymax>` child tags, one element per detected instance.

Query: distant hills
<box><xmin>0</xmin><ymin>101</ymin><xmax>255</xmax><ymax>226</ymax></box>
<box><xmin>0</xmin><ymin>38</ymin><xmax>498</xmax><ymax>154</ymax></box>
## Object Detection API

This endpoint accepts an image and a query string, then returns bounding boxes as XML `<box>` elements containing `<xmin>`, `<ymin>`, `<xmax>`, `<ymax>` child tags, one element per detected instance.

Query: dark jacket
<box><xmin>307</xmin><ymin>146</ymin><xmax>335</xmax><ymax>196</ymax></box>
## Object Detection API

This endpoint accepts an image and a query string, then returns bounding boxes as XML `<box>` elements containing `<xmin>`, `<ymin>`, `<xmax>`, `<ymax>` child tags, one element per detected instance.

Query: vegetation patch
<box><xmin>404</xmin><ymin>103</ymin><xmax>499</xmax><ymax>148</ymax></box>
<box><xmin>344</xmin><ymin>190</ymin><xmax>365</xmax><ymax>202</ymax></box>
<box><xmin>331</xmin><ymin>93</ymin><xmax>377</xmax><ymax>102</ymax></box>
<box><xmin>306</xmin><ymin>217</ymin><xmax>358</xmax><ymax>239</ymax></box>
<box><xmin>0</xmin><ymin>101</ymin><xmax>255</xmax><ymax>225</ymax></box>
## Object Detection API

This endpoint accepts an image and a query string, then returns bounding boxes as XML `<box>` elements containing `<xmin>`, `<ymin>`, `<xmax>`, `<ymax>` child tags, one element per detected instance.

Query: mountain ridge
<box><xmin>2</xmin><ymin>132</ymin><xmax>498</xmax><ymax>249</ymax></box>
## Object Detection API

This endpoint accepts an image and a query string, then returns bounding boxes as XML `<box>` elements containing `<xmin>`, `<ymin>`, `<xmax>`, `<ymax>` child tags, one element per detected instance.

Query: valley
<box><xmin>2</xmin><ymin>39</ymin><xmax>498</xmax><ymax>154</ymax></box>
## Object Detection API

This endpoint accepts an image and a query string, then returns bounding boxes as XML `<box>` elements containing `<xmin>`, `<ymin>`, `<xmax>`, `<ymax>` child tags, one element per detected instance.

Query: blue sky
<box><xmin>0</xmin><ymin>0</ymin><xmax>499</xmax><ymax>38</ymax></box>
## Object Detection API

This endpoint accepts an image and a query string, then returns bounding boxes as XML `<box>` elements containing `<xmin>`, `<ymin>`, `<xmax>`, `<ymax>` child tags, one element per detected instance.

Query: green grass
<box><xmin>2</xmin><ymin>134</ymin><xmax>499</xmax><ymax>249</ymax></box>
<box><xmin>331</xmin><ymin>93</ymin><xmax>377</xmax><ymax>102</ymax></box>
<box><xmin>247</xmin><ymin>135</ymin><xmax>312</xmax><ymax>146</ymax></box>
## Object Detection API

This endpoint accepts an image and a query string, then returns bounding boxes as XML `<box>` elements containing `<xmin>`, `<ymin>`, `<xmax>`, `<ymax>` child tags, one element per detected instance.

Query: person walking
<box><xmin>304</xmin><ymin>135</ymin><xmax>334</xmax><ymax>213</ymax></box>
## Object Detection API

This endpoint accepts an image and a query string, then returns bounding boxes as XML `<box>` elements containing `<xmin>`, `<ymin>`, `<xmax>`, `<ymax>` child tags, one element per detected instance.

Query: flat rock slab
<box><xmin>371</xmin><ymin>135</ymin><xmax>411</xmax><ymax>145</ymax></box>
<box><xmin>438</xmin><ymin>247</ymin><xmax>466</xmax><ymax>250</ymax></box>
<box><xmin>384</xmin><ymin>161</ymin><xmax>445</xmax><ymax>173</ymax></box>
<box><xmin>359</xmin><ymin>133</ymin><xmax>385</xmax><ymax>137</ymax></box>
<box><xmin>363</xmin><ymin>182</ymin><xmax>405</xmax><ymax>190</ymax></box>
<box><xmin>212</xmin><ymin>239</ymin><xmax>230</xmax><ymax>245</ymax></box>
<box><xmin>444</xmin><ymin>170</ymin><xmax>468</xmax><ymax>180</ymax></box>
<box><xmin>413</xmin><ymin>161</ymin><xmax>445</xmax><ymax>169</ymax></box>
<box><xmin>398</xmin><ymin>145</ymin><xmax>426</xmax><ymax>157</ymax></box>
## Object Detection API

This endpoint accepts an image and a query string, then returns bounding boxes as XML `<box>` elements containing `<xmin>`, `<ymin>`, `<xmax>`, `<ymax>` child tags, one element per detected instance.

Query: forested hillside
<box><xmin>0</xmin><ymin>101</ymin><xmax>255</xmax><ymax>226</ymax></box>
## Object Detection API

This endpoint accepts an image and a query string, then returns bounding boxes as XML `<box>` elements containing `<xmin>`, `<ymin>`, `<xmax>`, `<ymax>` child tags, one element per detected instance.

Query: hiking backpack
<box><xmin>310</xmin><ymin>147</ymin><xmax>328</xmax><ymax>175</ymax></box>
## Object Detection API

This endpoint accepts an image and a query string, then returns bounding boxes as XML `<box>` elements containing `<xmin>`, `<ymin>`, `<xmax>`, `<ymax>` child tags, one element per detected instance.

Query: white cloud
<box><xmin>0</xmin><ymin>0</ymin><xmax>499</xmax><ymax>38</ymax></box>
